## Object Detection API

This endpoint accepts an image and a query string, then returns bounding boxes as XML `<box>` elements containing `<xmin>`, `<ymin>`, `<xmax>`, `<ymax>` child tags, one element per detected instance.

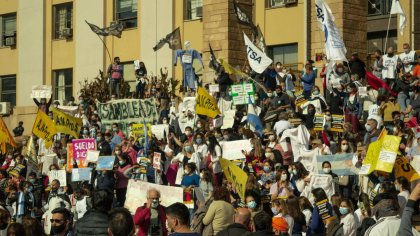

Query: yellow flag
<box><xmin>220</xmin><ymin>158</ymin><xmax>248</xmax><ymax>200</ymax></box>
<box><xmin>394</xmin><ymin>156</ymin><xmax>420</xmax><ymax>182</ymax></box>
<box><xmin>0</xmin><ymin>117</ymin><xmax>16</xmax><ymax>153</ymax></box>
<box><xmin>362</xmin><ymin>135</ymin><xmax>401</xmax><ymax>174</ymax></box>
<box><xmin>32</xmin><ymin>110</ymin><xmax>57</xmax><ymax>148</ymax></box>
<box><xmin>196</xmin><ymin>87</ymin><xmax>221</xmax><ymax>118</ymax></box>
<box><xmin>52</xmin><ymin>108</ymin><xmax>82</xmax><ymax>138</ymax></box>
<box><xmin>219</xmin><ymin>59</ymin><xmax>247</xmax><ymax>77</ymax></box>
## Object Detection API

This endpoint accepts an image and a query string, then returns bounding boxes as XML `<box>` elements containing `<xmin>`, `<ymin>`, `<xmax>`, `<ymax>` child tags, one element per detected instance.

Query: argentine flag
<box><xmin>247</xmin><ymin>97</ymin><xmax>263</xmax><ymax>136</ymax></box>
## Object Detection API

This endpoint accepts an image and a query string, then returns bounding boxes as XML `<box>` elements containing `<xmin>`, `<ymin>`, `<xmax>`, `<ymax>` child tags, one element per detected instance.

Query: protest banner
<box><xmin>96</xmin><ymin>156</ymin><xmax>115</xmax><ymax>170</ymax></box>
<box><xmin>131</xmin><ymin>123</ymin><xmax>152</xmax><ymax>136</ymax></box>
<box><xmin>394</xmin><ymin>156</ymin><xmax>420</xmax><ymax>182</ymax></box>
<box><xmin>220</xmin><ymin>158</ymin><xmax>248</xmax><ymax>200</ymax></box>
<box><xmin>72</xmin><ymin>139</ymin><xmax>96</xmax><ymax>167</ymax></box>
<box><xmin>360</xmin><ymin>135</ymin><xmax>401</xmax><ymax>174</ymax></box>
<box><xmin>97</xmin><ymin>99</ymin><xmax>159</xmax><ymax>133</ymax></box>
<box><xmin>313</xmin><ymin>114</ymin><xmax>325</xmax><ymax>131</ymax></box>
<box><xmin>153</xmin><ymin>152</ymin><xmax>161</xmax><ymax>170</ymax></box>
<box><xmin>71</xmin><ymin>168</ymin><xmax>92</xmax><ymax>182</ymax></box>
<box><xmin>49</xmin><ymin>170</ymin><xmax>67</xmax><ymax>186</ymax></box>
<box><xmin>316</xmin><ymin>153</ymin><xmax>358</xmax><ymax>175</ymax></box>
<box><xmin>32</xmin><ymin>110</ymin><xmax>57</xmax><ymax>148</ymax></box>
<box><xmin>57</xmin><ymin>105</ymin><xmax>79</xmax><ymax>116</ymax></box>
<box><xmin>331</xmin><ymin>115</ymin><xmax>344</xmax><ymax>132</ymax></box>
<box><xmin>196</xmin><ymin>87</ymin><xmax>221</xmax><ymax>118</ymax></box>
<box><xmin>52</xmin><ymin>108</ymin><xmax>82</xmax><ymax>138</ymax></box>
<box><xmin>30</xmin><ymin>85</ymin><xmax>52</xmax><ymax>99</ymax></box>
<box><xmin>125</xmin><ymin>180</ymin><xmax>183</xmax><ymax>214</ymax></box>
<box><xmin>209</xmin><ymin>84</ymin><xmax>219</xmax><ymax>93</ymax></box>
<box><xmin>221</xmin><ymin>110</ymin><xmax>236</xmax><ymax>129</ymax></box>
<box><xmin>151</xmin><ymin>124</ymin><xmax>167</xmax><ymax>140</ymax></box>
<box><xmin>221</xmin><ymin>140</ymin><xmax>252</xmax><ymax>160</ymax></box>
<box><xmin>86</xmin><ymin>150</ymin><xmax>100</xmax><ymax>163</ymax></box>
<box><xmin>230</xmin><ymin>83</ymin><xmax>255</xmax><ymax>105</ymax></box>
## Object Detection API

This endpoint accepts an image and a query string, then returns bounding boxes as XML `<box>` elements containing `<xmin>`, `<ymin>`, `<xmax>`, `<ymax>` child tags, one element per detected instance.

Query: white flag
<box><xmin>390</xmin><ymin>0</ymin><xmax>406</xmax><ymax>35</ymax></box>
<box><xmin>315</xmin><ymin>0</ymin><xmax>347</xmax><ymax>62</ymax></box>
<box><xmin>243</xmin><ymin>33</ymin><xmax>272</xmax><ymax>74</ymax></box>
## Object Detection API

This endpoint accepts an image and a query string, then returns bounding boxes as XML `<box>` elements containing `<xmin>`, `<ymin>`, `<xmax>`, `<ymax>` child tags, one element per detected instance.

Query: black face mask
<box><xmin>51</xmin><ymin>224</ymin><xmax>66</xmax><ymax>235</ymax></box>
<box><xmin>388</xmin><ymin>53</ymin><xmax>394</xmax><ymax>57</ymax></box>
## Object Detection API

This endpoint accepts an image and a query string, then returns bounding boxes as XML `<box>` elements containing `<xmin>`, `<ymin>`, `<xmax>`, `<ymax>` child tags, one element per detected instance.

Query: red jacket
<box><xmin>133</xmin><ymin>204</ymin><xmax>168</xmax><ymax>236</ymax></box>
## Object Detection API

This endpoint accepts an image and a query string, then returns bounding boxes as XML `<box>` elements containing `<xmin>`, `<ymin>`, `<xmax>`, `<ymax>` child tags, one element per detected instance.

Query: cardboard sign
<box><xmin>131</xmin><ymin>123</ymin><xmax>152</xmax><ymax>136</ymax></box>
<box><xmin>71</xmin><ymin>168</ymin><xmax>92</xmax><ymax>182</ymax></box>
<box><xmin>96</xmin><ymin>156</ymin><xmax>115</xmax><ymax>170</ymax></box>
<box><xmin>213</xmin><ymin>116</ymin><xmax>223</xmax><ymax>128</ymax></box>
<box><xmin>361</xmin><ymin>135</ymin><xmax>401</xmax><ymax>174</ymax></box>
<box><xmin>153</xmin><ymin>152</ymin><xmax>161</xmax><ymax>170</ymax></box>
<box><xmin>221</xmin><ymin>140</ymin><xmax>252</xmax><ymax>160</ymax></box>
<box><xmin>124</xmin><ymin>180</ymin><xmax>183</xmax><ymax>214</ymax></box>
<box><xmin>31</xmin><ymin>85</ymin><xmax>52</xmax><ymax>99</ymax></box>
<box><xmin>209</xmin><ymin>84</ymin><xmax>219</xmax><ymax>93</ymax></box>
<box><xmin>49</xmin><ymin>170</ymin><xmax>67</xmax><ymax>186</ymax></box>
<box><xmin>151</xmin><ymin>124</ymin><xmax>167</xmax><ymax>140</ymax></box>
<box><xmin>230</xmin><ymin>83</ymin><xmax>255</xmax><ymax>105</ymax></box>
<box><xmin>314</xmin><ymin>114</ymin><xmax>325</xmax><ymax>131</ymax></box>
<box><xmin>86</xmin><ymin>150</ymin><xmax>100</xmax><ymax>163</ymax></box>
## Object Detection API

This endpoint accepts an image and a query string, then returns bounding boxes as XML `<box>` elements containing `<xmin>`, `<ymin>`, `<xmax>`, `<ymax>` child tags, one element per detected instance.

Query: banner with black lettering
<box><xmin>97</xmin><ymin>99</ymin><xmax>159</xmax><ymax>129</ymax></box>
<box><xmin>52</xmin><ymin>108</ymin><xmax>82</xmax><ymax>138</ymax></box>
<box><xmin>243</xmin><ymin>33</ymin><xmax>272</xmax><ymax>74</ymax></box>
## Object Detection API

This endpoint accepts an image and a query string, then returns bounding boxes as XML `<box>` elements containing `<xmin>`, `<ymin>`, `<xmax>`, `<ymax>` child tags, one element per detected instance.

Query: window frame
<box><xmin>0</xmin><ymin>13</ymin><xmax>17</xmax><ymax>47</ymax></box>
<box><xmin>53</xmin><ymin>2</ymin><xmax>73</xmax><ymax>40</ymax></box>
<box><xmin>368</xmin><ymin>0</ymin><xmax>393</xmax><ymax>17</ymax></box>
<box><xmin>0</xmin><ymin>75</ymin><xmax>16</xmax><ymax>106</ymax></box>
<box><xmin>266</xmin><ymin>0</ymin><xmax>298</xmax><ymax>8</ymax></box>
<box><xmin>115</xmin><ymin>0</ymin><xmax>138</xmax><ymax>29</ymax></box>
<box><xmin>267</xmin><ymin>43</ymin><xmax>299</xmax><ymax>70</ymax></box>
<box><xmin>184</xmin><ymin>0</ymin><xmax>203</xmax><ymax>21</ymax></box>
<box><xmin>52</xmin><ymin>68</ymin><xmax>73</xmax><ymax>101</ymax></box>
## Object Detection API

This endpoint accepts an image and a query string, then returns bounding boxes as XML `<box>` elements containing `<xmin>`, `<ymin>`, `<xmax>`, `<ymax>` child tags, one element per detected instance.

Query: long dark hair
<box><xmin>312</xmin><ymin>188</ymin><xmax>328</xmax><ymax>203</ymax></box>
<box><xmin>207</xmin><ymin>135</ymin><xmax>221</xmax><ymax>155</ymax></box>
<box><xmin>287</xmin><ymin>196</ymin><xmax>305</xmax><ymax>222</ymax></box>
<box><xmin>292</xmin><ymin>162</ymin><xmax>309</xmax><ymax>180</ymax></box>
<box><xmin>201</xmin><ymin>169</ymin><xmax>214</xmax><ymax>184</ymax></box>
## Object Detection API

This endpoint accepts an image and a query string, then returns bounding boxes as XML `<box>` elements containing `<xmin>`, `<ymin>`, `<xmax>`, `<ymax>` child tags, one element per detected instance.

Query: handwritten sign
<box><xmin>49</xmin><ymin>170</ymin><xmax>67</xmax><ymax>186</ymax></box>
<box><xmin>97</xmin><ymin>99</ymin><xmax>159</xmax><ymax>125</ymax></box>
<box><xmin>96</xmin><ymin>156</ymin><xmax>115</xmax><ymax>170</ymax></box>
<box><xmin>30</xmin><ymin>85</ymin><xmax>52</xmax><ymax>99</ymax></box>
<box><xmin>86</xmin><ymin>150</ymin><xmax>100</xmax><ymax>163</ymax></box>
<box><xmin>72</xmin><ymin>139</ymin><xmax>96</xmax><ymax>163</ymax></box>
<box><xmin>153</xmin><ymin>152</ymin><xmax>161</xmax><ymax>170</ymax></box>
<box><xmin>71</xmin><ymin>168</ymin><xmax>92</xmax><ymax>182</ymax></box>
<box><xmin>209</xmin><ymin>84</ymin><xmax>219</xmax><ymax>93</ymax></box>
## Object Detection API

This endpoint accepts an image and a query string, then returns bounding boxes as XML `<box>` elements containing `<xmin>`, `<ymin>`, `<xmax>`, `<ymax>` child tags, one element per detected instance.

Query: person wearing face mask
<box><xmin>97</xmin><ymin>132</ymin><xmax>112</xmax><ymax>156</ymax></box>
<box><xmin>193</xmin><ymin>133</ymin><xmax>208</xmax><ymax>170</ymax></box>
<box><xmin>363</xmin><ymin>119</ymin><xmax>380</xmax><ymax>148</ymax></box>
<box><xmin>181</xmin><ymin>163</ymin><xmax>200</xmax><ymax>203</ymax></box>
<box><xmin>11</xmin><ymin>181</ymin><xmax>35</xmax><ymax>223</ymax></box>
<box><xmin>134</xmin><ymin>188</ymin><xmax>168</xmax><ymax>236</ymax></box>
<box><xmin>184</xmin><ymin>127</ymin><xmax>194</xmax><ymax>142</ymax></box>
<box><xmin>33</xmin><ymin>96</ymin><xmax>52</xmax><ymax>114</ymax></box>
<box><xmin>49</xmin><ymin>208</ymin><xmax>72</xmax><ymax>236</ymax></box>
<box><xmin>339</xmin><ymin>199</ymin><xmax>356</xmax><ymax>236</ymax></box>
<box><xmin>199</xmin><ymin>169</ymin><xmax>214</xmax><ymax>200</ymax></box>
<box><xmin>111</xmin><ymin>123</ymin><xmax>125</xmax><ymax>140</ymax></box>
<box><xmin>245</xmin><ymin>194</ymin><xmax>262</xmax><ymax>232</ymax></box>
<box><xmin>349</xmin><ymin>52</ymin><xmax>366</xmax><ymax>79</ymax></box>
<box><xmin>269</xmin><ymin>86</ymin><xmax>291</xmax><ymax>113</ymax></box>
<box><xmin>343</xmin><ymin>83</ymin><xmax>362</xmax><ymax>133</ymax></box>
<box><xmin>270</xmin><ymin>169</ymin><xmax>292</xmax><ymax>200</ymax></box>
<box><xmin>260</xmin><ymin>160</ymin><xmax>276</xmax><ymax>185</ymax></box>
<box><xmin>372</xmin><ymin>49</ymin><xmax>384</xmax><ymax>79</ymax></box>
<box><xmin>42</xmin><ymin>180</ymin><xmax>71</xmax><ymax>233</ymax></box>
<box><xmin>381</xmin><ymin>47</ymin><xmax>399</xmax><ymax>86</ymax></box>
<box><xmin>289</xmin><ymin>162</ymin><xmax>310</xmax><ymax>197</ymax></box>
<box><xmin>321</xmin><ymin>161</ymin><xmax>339</xmax><ymax>195</ymax></box>
<box><xmin>115</xmin><ymin>153</ymin><xmax>132</xmax><ymax>207</ymax></box>
<box><xmin>300</xmin><ymin>64</ymin><xmax>316</xmax><ymax>99</ymax></box>
<box><xmin>395</xmin><ymin>176</ymin><xmax>410</xmax><ymax>215</ymax></box>
<box><xmin>271</xmin><ymin>199</ymin><xmax>294</xmax><ymax>236</ymax></box>
<box><xmin>399</xmin><ymin>43</ymin><xmax>417</xmax><ymax>74</ymax></box>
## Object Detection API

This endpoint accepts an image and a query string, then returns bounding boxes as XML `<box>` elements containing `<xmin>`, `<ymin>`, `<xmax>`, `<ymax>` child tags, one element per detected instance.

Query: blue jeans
<box><xmin>398</xmin><ymin>92</ymin><xmax>409</xmax><ymax>113</ymax></box>
<box><xmin>109</xmin><ymin>78</ymin><xmax>121</xmax><ymax>98</ymax></box>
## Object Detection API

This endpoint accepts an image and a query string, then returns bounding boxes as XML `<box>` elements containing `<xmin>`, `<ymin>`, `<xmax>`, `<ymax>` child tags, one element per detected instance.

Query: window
<box><xmin>185</xmin><ymin>0</ymin><xmax>203</xmax><ymax>20</ymax></box>
<box><xmin>267</xmin><ymin>0</ymin><xmax>298</xmax><ymax>8</ymax></box>
<box><xmin>267</xmin><ymin>44</ymin><xmax>298</xmax><ymax>70</ymax></box>
<box><xmin>0</xmin><ymin>75</ymin><xmax>16</xmax><ymax>106</ymax></box>
<box><xmin>116</xmin><ymin>0</ymin><xmax>138</xmax><ymax>28</ymax></box>
<box><xmin>0</xmin><ymin>13</ymin><xmax>17</xmax><ymax>47</ymax></box>
<box><xmin>53</xmin><ymin>3</ymin><xmax>73</xmax><ymax>39</ymax></box>
<box><xmin>53</xmin><ymin>69</ymin><xmax>73</xmax><ymax>101</ymax></box>
<box><xmin>367</xmin><ymin>30</ymin><xmax>397</xmax><ymax>53</ymax></box>
<box><xmin>368</xmin><ymin>0</ymin><xmax>392</xmax><ymax>16</ymax></box>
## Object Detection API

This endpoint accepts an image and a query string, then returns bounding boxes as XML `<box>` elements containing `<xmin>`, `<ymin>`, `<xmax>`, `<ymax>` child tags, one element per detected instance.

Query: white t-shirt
<box><xmin>340</xmin><ymin>213</ymin><xmax>357</xmax><ymax>236</ymax></box>
<box><xmin>398</xmin><ymin>190</ymin><xmax>410</xmax><ymax>215</ymax></box>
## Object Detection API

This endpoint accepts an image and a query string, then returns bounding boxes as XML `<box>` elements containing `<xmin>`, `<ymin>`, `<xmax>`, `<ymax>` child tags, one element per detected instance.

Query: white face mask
<box><xmin>267</xmin><ymin>93</ymin><xmax>272</xmax><ymax>97</ymax></box>
<box><xmin>197</xmin><ymin>124</ymin><xmax>202</xmax><ymax>128</ymax></box>
<box><xmin>265</xmin><ymin>152</ymin><xmax>271</xmax><ymax>158</ymax></box>
<box><xmin>323</xmin><ymin>168</ymin><xmax>331</xmax><ymax>174</ymax></box>
<box><xmin>185</xmin><ymin>131</ymin><xmax>192</xmax><ymax>136</ymax></box>
<box><xmin>341</xmin><ymin>144</ymin><xmax>349</xmax><ymax>151</ymax></box>
<box><xmin>184</xmin><ymin>169</ymin><xmax>189</xmax><ymax>175</ymax></box>
<box><xmin>281</xmin><ymin>174</ymin><xmax>288</xmax><ymax>181</ymax></box>
<box><xmin>268</xmin><ymin>135</ymin><xmax>275</xmax><ymax>141</ymax></box>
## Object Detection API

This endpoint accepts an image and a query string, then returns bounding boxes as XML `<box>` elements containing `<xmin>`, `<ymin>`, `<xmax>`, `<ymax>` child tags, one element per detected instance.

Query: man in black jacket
<box><xmin>73</xmin><ymin>188</ymin><xmax>113</xmax><ymax>236</ymax></box>
<box><xmin>216</xmin><ymin>208</ymin><xmax>251</xmax><ymax>236</ymax></box>
<box><xmin>97</xmin><ymin>132</ymin><xmax>112</xmax><ymax>156</ymax></box>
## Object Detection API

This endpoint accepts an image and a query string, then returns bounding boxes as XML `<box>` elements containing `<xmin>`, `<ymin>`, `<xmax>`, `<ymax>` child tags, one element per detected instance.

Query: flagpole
<box><xmin>96</xmin><ymin>34</ymin><xmax>112</xmax><ymax>65</ymax></box>
<box><xmin>384</xmin><ymin>11</ymin><xmax>393</xmax><ymax>54</ymax></box>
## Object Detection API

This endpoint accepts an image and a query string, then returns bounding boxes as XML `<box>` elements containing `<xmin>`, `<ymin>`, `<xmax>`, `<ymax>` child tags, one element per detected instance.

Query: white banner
<box><xmin>315</xmin><ymin>0</ymin><xmax>347</xmax><ymax>62</ymax></box>
<box><xmin>222</xmin><ymin>140</ymin><xmax>252</xmax><ymax>160</ymax></box>
<box><xmin>243</xmin><ymin>33</ymin><xmax>272</xmax><ymax>74</ymax></box>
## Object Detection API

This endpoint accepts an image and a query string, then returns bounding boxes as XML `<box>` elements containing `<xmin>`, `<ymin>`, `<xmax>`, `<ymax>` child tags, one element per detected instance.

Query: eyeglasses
<box><xmin>50</xmin><ymin>219</ymin><xmax>64</xmax><ymax>223</ymax></box>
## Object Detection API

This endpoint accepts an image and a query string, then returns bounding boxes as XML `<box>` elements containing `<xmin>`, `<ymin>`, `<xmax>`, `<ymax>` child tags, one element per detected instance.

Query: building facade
<box><xmin>0</xmin><ymin>0</ymin><xmax>419</xmax><ymax>133</ymax></box>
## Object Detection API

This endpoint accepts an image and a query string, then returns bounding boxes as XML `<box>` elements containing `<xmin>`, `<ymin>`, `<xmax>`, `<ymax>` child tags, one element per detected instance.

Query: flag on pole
<box><xmin>209</xmin><ymin>44</ymin><xmax>221</xmax><ymax>73</ymax></box>
<box><xmin>366</xmin><ymin>71</ymin><xmax>397</xmax><ymax>97</ymax></box>
<box><xmin>254</xmin><ymin>25</ymin><xmax>267</xmax><ymax>53</ymax></box>
<box><xmin>243</xmin><ymin>33</ymin><xmax>273</xmax><ymax>74</ymax></box>
<box><xmin>219</xmin><ymin>59</ymin><xmax>247</xmax><ymax>77</ymax></box>
<box><xmin>196</xmin><ymin>87</ymin><xmax>221</xmax><ymax>118</ymax></box>
<box><xmin>85</xmin><ymin>20</ymin><xmax>124</xmax><ymax>38</ymax></box>
<box><xmin>153</xmin><ymin>27</ymin><xmax>182</xmax><ymax>52</ymax></box>
<box><xmin>315</xmin><ymin>0</ymin><xmax>347</xmax><ymax>62</ymax></box>
<box><xmin>247</xmin><ymin>98</ymin><xmax>263</xmax><ymax>136</ymax></box>
<box><xmin>390</xmin><ymin>0</ymin><xmax>406</xmax><ymax>35</ymax></box>
<box><xmin>0</xmin><ymin>117</ymin><xmax>16</xmax><ymax>153</ymax></box>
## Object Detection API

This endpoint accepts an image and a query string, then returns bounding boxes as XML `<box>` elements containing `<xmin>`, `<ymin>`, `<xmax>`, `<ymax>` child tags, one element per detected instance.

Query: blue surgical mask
<box><xmin>271</xmin><ymin>207</ymin><xmax>278</xmax><ymax>215</ymax></box>
<box><xmin>263</xmin><ymin>166</ymin><xmax>270</xmax><ymax>173</ymax></box>
<box><xmin>247</xmin><ymin>200</ymin><xmax>257</xmax><ymax>209</ymax></box>
<box><xmin>395</xmin><ymin>185</ymin><xmax>400</xmax><ymax>191</ymax></box>
<box><xmin>339</xmin><ymin>207</ymin><xmax>349</xmax><ymax>215</ymax></box>
<box><xmin>96</xmin><ymin>137</ymin><xmax>102</xmax><ymax>142</ymax></box>
<box><xmin>184</xmin><ymin>146</ymin><xmax>192</xmax><ymax>153</ymax></box>
<box><xmin>83</xmin><ymin>130</ymin><xmax>88</xmax><ymax>135</ymax></box>
<box><xmin>196</xmin><ymin>138</ymin><xmax>202</xmax><ymax>145</ymax></box>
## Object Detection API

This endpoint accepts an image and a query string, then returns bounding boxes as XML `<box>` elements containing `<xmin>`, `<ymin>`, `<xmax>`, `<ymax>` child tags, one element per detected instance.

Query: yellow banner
<box><xmin>196</xmin><ymin>87</ymin><xmax>221</xmax><ymax>118</ymax></box>
<box><xmin>220</xmin><ymin>158</ymin><xmax>248</xmax><ymax>200</ymax></box>
<box><xmin>394</xmin><ymin>156</ymin><xmax>420</xmax><ymax>182</ymax></box>
<box><xmin>131</xmin><ymin>123</ymin><xmax>151</xmax><ymax>136</ymax></box>
<box><xmin>219</xmin><ymin>59</ymin><xmax>247</xmax><ymax>77</ymax></box>
<box><xmin>32</xmin><ymin>110</ymin><xmax>57</xmax><ymax>148</ymax></box>
<box><xmin>0</xmin><ymin>117</ymin><xmax>16</xmax><ymax>153</ymax></box>
<box><xmin>52</xmin><ymin>108</ymin><xmax>82</xmax><ymax>138</ymax></box>
<box><xmin>362</xmin><ymin>135</ymin><xmax>401</xmax><ymax>174</ymax></box>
